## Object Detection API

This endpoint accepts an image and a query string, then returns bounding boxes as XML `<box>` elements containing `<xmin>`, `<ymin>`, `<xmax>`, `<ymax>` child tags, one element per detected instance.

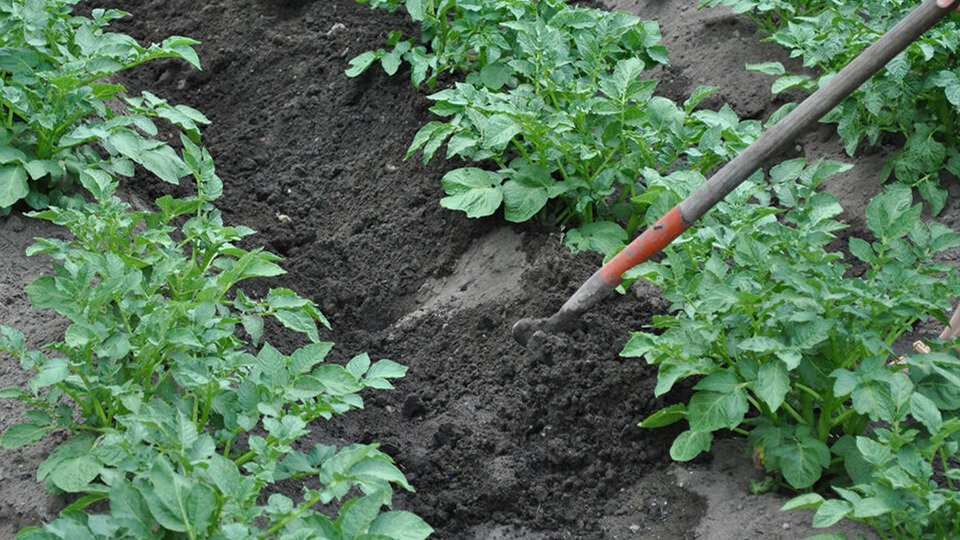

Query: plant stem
<box><xmin>781</xmin><ymin>401</ymin><xmax>808</xmax><ymax>425</ymax></box>
<box><xmin>73</xmin><ymin>371</ymin><xmax>111</xmax><ymax>427</ymax></box>
<box><xmin>197</xmin><ymin>382</ymin><xmax>216</xmax><ymax>430</ymax></box>
<box><xmin>816</xmin><ymin>398</ymin><xmax>835</xmax><ymax>442</ymax></box>
<box><xmin>831</xmin><ymin>407</ymin><xmax>856</xmax><ymax>429</ymax></box>
<box><xmin>938</xmin><ymin>99</ymin><xmax>956</xmax><ymax>150</ymax></box>
<box><xmin>794</xmin><ymin>382</ymin><xmax>823</xmax><ymax>401</ymax></box>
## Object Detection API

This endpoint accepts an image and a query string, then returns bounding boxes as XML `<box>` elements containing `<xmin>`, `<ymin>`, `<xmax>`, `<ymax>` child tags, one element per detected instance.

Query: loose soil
<box><xmin>2</xmin><ymin>0</ymin><xmax>957</xmax><ymax>537</ymax></box>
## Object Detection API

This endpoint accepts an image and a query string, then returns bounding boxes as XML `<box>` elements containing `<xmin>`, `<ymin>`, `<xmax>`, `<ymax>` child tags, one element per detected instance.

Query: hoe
<box><xmin>514</xmin><ymin>0</ymin><xmax>960</xmax><ymax>345</ymax></box>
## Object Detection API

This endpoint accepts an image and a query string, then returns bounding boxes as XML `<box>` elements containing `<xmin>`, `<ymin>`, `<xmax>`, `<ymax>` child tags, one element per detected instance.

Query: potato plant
<box><xmin>705</xmin><ymin>0</ymin><xmax>960</xmax><ymax>215</ymax></box>
<box><xmin>0</xmin><ymin>137</ymin><xmax>431</xmax><ymax>539</ymax></box>
<box><xmin>0</xmin><ymin>0</ymin><xmax>207</xmax><ymax>215</ymax></box>
<box><xmin>785</xmin><ymin>351</ymin><xmax>960</xmax><ymax>537</ymax></box>
<box><xmin>351</xmin><ymin>0</ymin><xmax>759</xmax><ymax>255</ymax></box>
<box><xmin>0</xmin><ymin>2</ymin><xmax>431</xmax><ymax>537</ymax></box>
<box><xmin>622</xmin><ymin>159</ymin><xmax>960</xmax><ymax>484</ymax></box>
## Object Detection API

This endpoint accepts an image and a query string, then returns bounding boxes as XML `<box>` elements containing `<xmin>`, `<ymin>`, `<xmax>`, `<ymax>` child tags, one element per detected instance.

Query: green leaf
<box><xmin>65</xmin><ymin>323</ymin><xmax>99</xmax><ymax>347</ymax></box>
<box><xmin>37</xmin><ymin>435</ymin><xmax>95</xmax><ymax>483</ymax></box>
<box><xmin>688</xmin><ymin>389</ymin><xmax>748</xmax><ymax>432</ymax></box>
<box><xmin>848</xmin><ymin>237</ymin><xmax>874</xmax><ymax>264</ymax></box>
<box><xmin>108</xmin><ymin>483</ymin><xmax>153</xmax><ymax>536</ymax></box>
<box><xmin>79</xmin><ymin>169</ymin><xmax>116</xmax><ymax>201</ymax></box>
<box><xmin>812</xmin><ymin>500</ymin><xmax>852</xmax><ymax>528</ymax></box>
<box><xmin>479</xmin><ymin>62</ymin><xmax>512</xmax><ymax>90</ymax></box>
<box><xmin>856</xmin><ymin>436</ymin><xmax>891</xmax><ymax>466</ymax></box>
<box><xmin>0</xmin><ymin>387</ymin><xmax>28</xmax><ymax>399</ymax></box>
<box><xmin>50</xmin><ymin>453</ymin><xmax>102</xmax><ymax>492</ymax></box>
<box><xmin>481</xmin><ymin>114</ymin><xmax>521</xmax><ymax>151</ymax></box>
<box><xmin>439</xmin><ymin>168</ymin><xmax>503</xmax><ymax>218</ymax></box>
<box><xmin>407</xmin><ymin>121</ymin><xmax>444</xmax><ymax>157</ymax></box>
<box><xmin>746</xmin><ymin>61</ymin><xmax>786</xmax><ymax>76</ymax></box>
<box><xmin>684</xmin><ymin>86</ymin><xmax>717</xmax><ymax>113</ymax></box>
<box><xmin>346</xmin><ymin>353</ymin><xmax>372</xmax><ymax>378</ymax></box>
<box><xmin>140</xmin><ymin>145</ymin><xmax>189</xmax><ymax>185</ymax></box>
<box><xmin>670</xmin><ymin>430</ymin><xmax>712</xmax><ymax>461</ymax></box>
<box><xmin>346</xmin><ymin>51</ymin><xmax>378</xmax><ymax>77</ymax></box>
<box><xmin>314</xmin><ymin>365</ymin><xmax>364</xmax><ymax>396</ymax></box>
<box><xmin>639</xmin><ymin>403</ymin><xmax>686</xmax><ymax>428</ymax></box>
<box><xmin>781</xmin><ymin>492</ymin><xmax>824</xmax><ymax>511</ymax></box>
<box><xmin>369</xmin><ymin>511</ymin><xmax>434</xmax><ymax>540</ymax></box>
<box><xmin>865</xmin><ymin>184</ymin><xmax>920</xmax><ymax>240</ymax></box>
<box><xmin>204</xmin><ymin>454</ymin><xmax>242</xmax><ymax>495</ymax></box>
<box><xmin>0</xmin><ymin>164</ymin><xmax>29</xmax><ymax>208</ymax></box>
<box><xmin>851</xmin><ymin>496</ymin><xmax>890</xmax><ymax>519</ymax></box>
<box><xmin>340</xmin><ymin>495</ymin><xmax>384</xmax><ymax>536</ymax></box>
<box><xmin>275</xmin><ymin>309</ymin><xmax>320</xmax><ymax>343</ymax></box>
<box><xmin>773</xmin><ymin>432</ymin><xmax>829</xmax><ymax>489</ymax></box>
<box><xmin>918</xmin><ymin>178</ymin><xmax>947</xmax><ymax>216</ymax></box>
<box><xmin>738</xmin><ymin>336</ymin><xmax>784</xmax><ymax>353</ymax></box>
<box><xmin>0</xmin><ymin>325</ymin><xmax>25</xmax><ymax>354</ymax></box>
<box><xmin>185</xmin><ymin>482</ymin><xmax>217</xmax><ymax>532</ymax></box>
<box><xmin>366</xmin><ymin>359</ymin><xmax>407</xmax><ymax>380</ymax></box>
<box><xmin>62</xmin><ymin>492</ymin><xmax>109</xmax><ymax>514</ymax></box>
<box><xmin>807</xmin><ymin>533</ymin><xmax>848</xmax><ymax>540</ymax></box>
<box><xmin>381</xmin><ymin>51</ymin><xmax>402</xmax><ymax>76</ymax></box>
<box><xmin>756</xmin><ymin>361</ymin><xmax>789</xmax><ymax>412</ymax></box>
<box><xmin>909</xmin><ymin>391</ymin><xmax>942</xmax><ymax>432</ymax></box>
<box><xmin>405</xmin><ymin>0</ymin><xmax>425</xmax><ymax>20</ymax></box>
<box><xmin>694</xmin><ymin>371</ymin><xmax>740</xmax><ymax>393</ymax></box>
<box><xmin>291</xmin><ymin>342</ymin><xmax>335</xmax><ymax>374</ymax></box>
<box><xmin>806</xmin><ymin>192</ymin><xmax>842</xmax><ymax>224</ymax></box>
<box><xmin>565</xmin><ymin>221</ymin><xmax>628</xmax><ymax>256</ymax></box>
<box><xmin>502</xmin><ymin>177</ymin><xmax>549</xmax><ymax>223</ymax></box>
<box><xmin>29</xmin><ymin>358</ymin><xmax>69</xmax><ymax>393</ymax></box>
<box><xmin>620</xmin><ymin>332</ymin><xmax>656</xmax><ymax>358</ymax></box>
<box><xmin>241</xmin><ymin>314</ymin><xmax>264</xmax><ymax>345</ymax></box>
<box><xmin>831</xmin><ymin>435</ymin><xmax>873</xmax><ymax>485</ymax></box>
<box><xmin>771</xmin><ymin>75</ymin><xmax>809</xmax><ymax>94</ymax></box>
<box><xmin>0</xmin><ymin>423</ymin><xmax>48</xmax><ymax>450</ymax></box>
<box><xmin>0</xmin><ymin>145</ymin><xmax>28</xmax><ymax>164</ymax></box>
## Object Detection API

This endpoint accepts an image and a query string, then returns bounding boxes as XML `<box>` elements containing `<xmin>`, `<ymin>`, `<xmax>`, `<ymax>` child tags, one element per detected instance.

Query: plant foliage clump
<box><xmin>0</xmin><ymin>1</ymin><xmax>432</xmax><ymax>537</ymax></box>
<box><xmin>702</xmin><ymin>0</ymin><xmax>960</xmax><ymax>214</ymax></box>
<box><xmin>0</xmin><ymin>0</ymin><xmax>210</xmax><ymax>215</ymax></box>
<box><xmin>622</xmin><ymin>159</ymin><xmax>960</xmax><ymax>537</ymax></box>
<box><xmin>0</xmin><ymin>137</ymin><xmax>431</xmax><ymax>539</ymax></box>
<box><xmin>351</xmin><ymin>0</ymin><xmax>760</xmax><ymax>255</ymax></box>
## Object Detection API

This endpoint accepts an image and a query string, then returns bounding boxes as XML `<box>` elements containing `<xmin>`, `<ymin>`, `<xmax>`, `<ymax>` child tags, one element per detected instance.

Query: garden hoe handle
<box><xmin>513</xmin><ymin>0</ymin><xmax>960</xmax><ymax>345</ymax></box>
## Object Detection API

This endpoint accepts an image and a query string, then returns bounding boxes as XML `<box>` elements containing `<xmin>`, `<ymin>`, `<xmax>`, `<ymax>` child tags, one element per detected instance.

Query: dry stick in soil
<box><xmin>513</xmin><ymin>0</ymin><xmax>960</xmax><ymax>345</ymax></box>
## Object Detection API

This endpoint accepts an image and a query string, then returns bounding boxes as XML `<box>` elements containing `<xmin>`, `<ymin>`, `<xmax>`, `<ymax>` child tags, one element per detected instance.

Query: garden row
<box><xmin>352</xmin><ymin>0</ymin><xmax>960</xmax><ymax>537</ymax></box>
<box><xmin>0</xmin><ymin>1</ymin><xmax>431</xmax><ymax>538</ymax></box>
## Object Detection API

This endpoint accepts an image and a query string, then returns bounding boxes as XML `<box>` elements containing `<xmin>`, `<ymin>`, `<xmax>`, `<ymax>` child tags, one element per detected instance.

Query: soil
<box><xmin>3</xmin><ymin>0</ymin><xmax>957</xmax><ymax>538</ymax></box>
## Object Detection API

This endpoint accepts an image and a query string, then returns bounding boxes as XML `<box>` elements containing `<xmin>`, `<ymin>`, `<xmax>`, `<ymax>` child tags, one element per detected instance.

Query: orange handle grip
<box><xmin>597</xmin><ymin>206</ymin><xmax>688</xmax><ymax>286</ymax></box>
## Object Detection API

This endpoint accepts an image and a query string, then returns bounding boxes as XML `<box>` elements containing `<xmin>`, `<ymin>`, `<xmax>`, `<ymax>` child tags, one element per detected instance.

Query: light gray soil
<box><xmin>0</xmin><ymin>216</ymin><xmax>69</xmax><ymax>539</ymax></box>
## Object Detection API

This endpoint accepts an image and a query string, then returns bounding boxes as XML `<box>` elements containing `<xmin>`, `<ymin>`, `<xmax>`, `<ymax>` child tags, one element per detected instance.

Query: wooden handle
<box><xmin>677</xmin><ymin>0</ymin><xmax>958</xmax><ymax>223</ymax></box>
